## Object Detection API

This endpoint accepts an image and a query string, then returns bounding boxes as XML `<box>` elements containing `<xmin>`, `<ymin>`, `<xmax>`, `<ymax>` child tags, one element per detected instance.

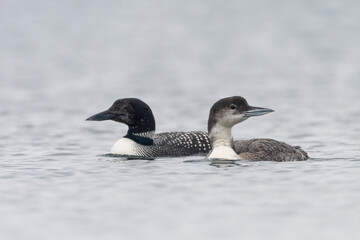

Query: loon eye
<box><xmin>230</xmin><ymin>104</ymin><xmax>236</xmax><ymax>110</ymax></box>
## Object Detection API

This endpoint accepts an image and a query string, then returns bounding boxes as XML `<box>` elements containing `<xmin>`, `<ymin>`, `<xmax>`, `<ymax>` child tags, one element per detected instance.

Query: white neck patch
<box><xmin>132</xmin><ymin>131</ymin><xmax>155</xmax><ymax>139</ymax></box>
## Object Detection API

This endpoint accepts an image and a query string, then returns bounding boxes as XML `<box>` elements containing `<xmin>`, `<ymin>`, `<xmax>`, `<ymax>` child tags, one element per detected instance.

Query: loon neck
<box><xmin>209</xmin><ymin>124</ymin><xmax>235</xmax><ymax>149</ymax></box>
<box><xmin>207</xmin><ymin>123</ymin><xmax>240</xmax><ymax>160</ymax></box>
<box><xmin>127</xmin><ymin>115</ymin><xmax>156</xmax><ymax>134</ymax></box>
<box><xmin>124</xmin><ymin>131</ymin><xmax>155</xmax><ymax>146</ymax></box>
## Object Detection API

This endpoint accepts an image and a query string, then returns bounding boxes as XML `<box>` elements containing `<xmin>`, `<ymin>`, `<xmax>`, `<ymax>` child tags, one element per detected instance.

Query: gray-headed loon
<box><xmin>86</xmin><ymin>98</ymin><xmax>211</xmax><ymax>157</ymax></box>
<box><xmin>206</xmin><ymin>96</ymin><xmax>309</xmax><ymax>161</ymax></box>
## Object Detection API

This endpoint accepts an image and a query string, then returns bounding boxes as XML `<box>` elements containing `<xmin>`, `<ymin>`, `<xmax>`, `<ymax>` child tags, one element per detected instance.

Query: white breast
<box><xmin>206</xmin><ymin>146</ymin><xmax>240</xmax><ymax>160</ymax></box>
<box><xmin>111</xmin><ymin>138</ymin><xmax>141</xmax><ymax>156</ymax></box>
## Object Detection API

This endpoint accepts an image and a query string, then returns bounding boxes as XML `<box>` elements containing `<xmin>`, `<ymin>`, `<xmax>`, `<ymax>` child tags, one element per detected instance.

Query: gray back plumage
<box><xmin>234</xmin><ymin>138</ymin><xmax>309</xmax><ymax>161</ymax></box>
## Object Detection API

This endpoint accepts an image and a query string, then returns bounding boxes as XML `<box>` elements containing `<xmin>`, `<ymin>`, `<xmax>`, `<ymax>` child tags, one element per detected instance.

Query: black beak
<box><xmin>86</xmin><ymin>110</ymin><xmax>117</xmax><ymax>121</ymax></box>
<box><xmin>244</xmin><ymin>106</ymin><xmax>274</xmax><ymax>117</ymax></box>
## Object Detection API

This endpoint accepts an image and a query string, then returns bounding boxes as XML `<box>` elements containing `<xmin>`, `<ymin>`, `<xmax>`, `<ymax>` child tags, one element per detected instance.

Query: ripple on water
<box><xmin>46</xmin><ymin>152</ymin><xmax>81</xmax><ymax>157</ymax></box>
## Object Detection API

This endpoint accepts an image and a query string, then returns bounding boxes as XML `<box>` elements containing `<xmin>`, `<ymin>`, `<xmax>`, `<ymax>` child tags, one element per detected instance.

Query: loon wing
<box><xmin>234</xmin><ymin>138</ymin><xmax>309</xmax><ymax>161</ymax></box>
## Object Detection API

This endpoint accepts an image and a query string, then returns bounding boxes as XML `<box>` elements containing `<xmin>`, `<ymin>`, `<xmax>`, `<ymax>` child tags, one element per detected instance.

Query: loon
<box><xmin>206</xmin><ymin>96</ymin><xmax>309</xmax><ymax>161</ymax></box>
<box><xmin>86</xmin><ymin>98</ymin><xmax>211</xmax><ymax>157</ymax></box>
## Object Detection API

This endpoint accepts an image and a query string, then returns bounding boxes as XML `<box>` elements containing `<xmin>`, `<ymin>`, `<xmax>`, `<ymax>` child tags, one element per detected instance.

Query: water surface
<box><xmin>1</xmin><ymin>0</ymin><xmax>360</xmax><ymax>239</ymax></box>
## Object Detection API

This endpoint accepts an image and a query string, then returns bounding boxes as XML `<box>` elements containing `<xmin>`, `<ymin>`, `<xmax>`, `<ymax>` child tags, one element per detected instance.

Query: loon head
<box><xmin>206</xmin><ymin>96</ymin><xmax>274</xmax><ymax>160</ymax></box>
<box><xmin>86</xmin><ymin>98</ymin><xmax>155</xmax><ymax>134</ymax></box>
<box><xmin>208</xmin><ymin>96</ymin><xmax>274</xmax><ymax>132</ymax></box>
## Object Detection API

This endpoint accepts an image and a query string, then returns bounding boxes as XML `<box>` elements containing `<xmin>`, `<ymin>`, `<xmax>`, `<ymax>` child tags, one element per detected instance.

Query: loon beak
<box><xmin>86</xmin><ymin>110</ymin><xmax>117</xmax><ymax>121</ymax></box>
<box><xmin>244</xmin><ymin>106</ymin><xmax>274</xmax><ymax>117</ymax></box>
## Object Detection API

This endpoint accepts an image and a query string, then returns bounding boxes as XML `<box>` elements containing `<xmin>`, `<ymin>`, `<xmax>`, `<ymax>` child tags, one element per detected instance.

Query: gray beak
<box><xmin>86</xmin><ymin>110</ymin><xmax>116</xmax><ymax>121</ymax></box>
<box><xmin>244</xmin><ymin>106</ymin><xmax>274</xmax><ymax>117</ymax></box>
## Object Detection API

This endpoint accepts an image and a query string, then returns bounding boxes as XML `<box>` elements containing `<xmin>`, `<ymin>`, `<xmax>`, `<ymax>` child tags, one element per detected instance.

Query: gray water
<box><xmin>1</xmin><ymin>0</ymin><xmax>360</xmax><ymax>239</ymax></box>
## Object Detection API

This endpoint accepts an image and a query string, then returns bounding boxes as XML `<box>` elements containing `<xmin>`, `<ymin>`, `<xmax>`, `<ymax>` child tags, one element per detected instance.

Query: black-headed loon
<box><xmin>86</xmin><ymin>98</ymin><xmax>211</xmax><ymax>157</ymax></box>
<box><xmin>206</xmin><ymin>96</ymin><xmax>309</xmax><ymax>161</ymax></box>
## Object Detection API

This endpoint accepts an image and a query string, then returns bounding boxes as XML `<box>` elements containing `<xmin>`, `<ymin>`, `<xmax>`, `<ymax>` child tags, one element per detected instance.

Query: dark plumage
<box><xmin>87</xmin><ymin>98</ymin><xmax>155</xmax><ymax>134</ymax></box>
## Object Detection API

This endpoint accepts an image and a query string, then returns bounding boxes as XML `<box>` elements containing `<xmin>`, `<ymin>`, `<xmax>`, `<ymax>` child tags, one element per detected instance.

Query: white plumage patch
<box><xmin>111</xmin><ymin>138</ymin><xmax>141</xmax><ymax>156</ymax></box>
<box><xmin>206</xmin><ymin>146</ymin><xmax>240</xmax><ymax>160</ymax></box>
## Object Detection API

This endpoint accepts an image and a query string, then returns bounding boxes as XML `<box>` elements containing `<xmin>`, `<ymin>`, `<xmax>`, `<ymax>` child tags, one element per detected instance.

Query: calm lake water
<box><xmin>1</xmin><ymin>0</ymin><xmax>360</xmax><ymax>240</ymax></box>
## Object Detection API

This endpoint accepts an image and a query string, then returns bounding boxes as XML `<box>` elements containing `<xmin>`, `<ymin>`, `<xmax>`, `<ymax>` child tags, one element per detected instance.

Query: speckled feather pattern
<box><xmin>130</xmin><ymin>131</ymin><xmax>211</xmax><ymax>157</ymax></box>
